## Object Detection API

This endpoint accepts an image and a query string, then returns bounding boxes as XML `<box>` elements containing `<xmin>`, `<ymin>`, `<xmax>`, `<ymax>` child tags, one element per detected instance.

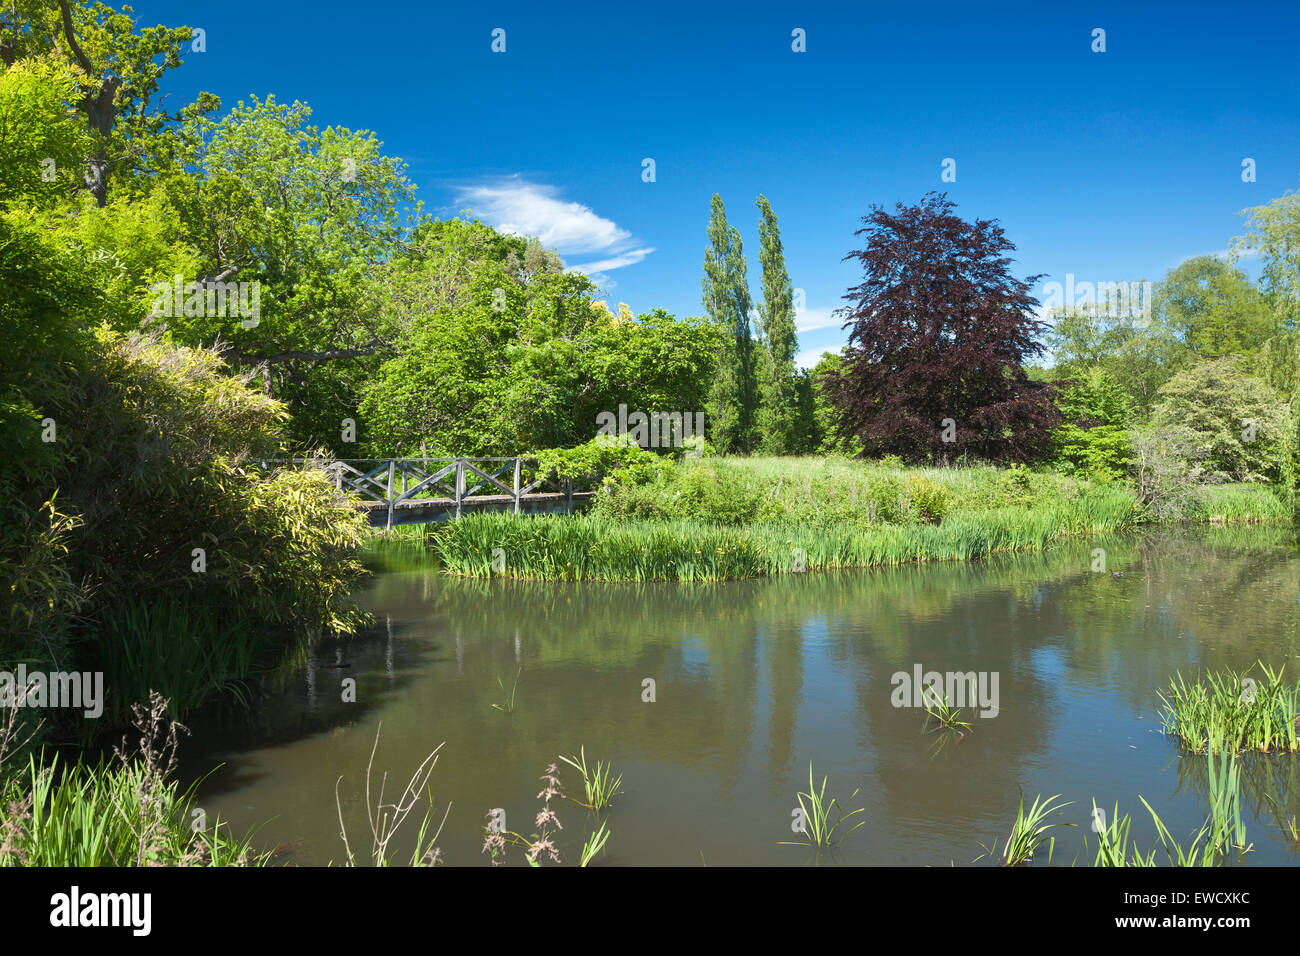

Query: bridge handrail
<box><xmin>250</xmin><ymin>456</ymin><xmax>589</xmax><ymax>529</ymax></box>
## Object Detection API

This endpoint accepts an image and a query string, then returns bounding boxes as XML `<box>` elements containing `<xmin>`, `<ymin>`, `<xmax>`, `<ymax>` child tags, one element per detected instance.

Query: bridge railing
<box><xmin>252</xmin><ymin>457</ymin><xmax>585</xmax><ymax>528</ymax></box>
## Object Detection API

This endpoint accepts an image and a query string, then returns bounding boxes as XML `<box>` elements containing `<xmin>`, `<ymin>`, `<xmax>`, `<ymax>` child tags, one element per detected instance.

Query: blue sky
<box><xmin>134</xmin><ymin>0</ymin><xmax>1300</xmax><ymax>367</ymax></box>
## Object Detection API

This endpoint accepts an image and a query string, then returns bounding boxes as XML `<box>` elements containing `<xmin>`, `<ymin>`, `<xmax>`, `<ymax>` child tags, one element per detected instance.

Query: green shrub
<box><xmin>1052</xmin><ymin>424</ymin><xmax>1134</xmax><ymax>483</ymax></box>
<box><xmin>907</xmin><ymin>475</ymin><xmax>952</xmax><ymax>523</ymax></box>
<box><xmin>531</xmin><ymin>435</ymin><xmax>671</xmax><ymax>489</ymax></box>
<box><xmin>866</xmin><ymin>473</ymin><xmax>909</xmax><ymax>523</ymax></box>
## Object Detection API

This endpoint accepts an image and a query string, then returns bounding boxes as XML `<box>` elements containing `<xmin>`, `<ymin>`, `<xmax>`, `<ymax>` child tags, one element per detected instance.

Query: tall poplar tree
<box><xmin>755</xmin><ymin>195</ymin><xmax>799</xmax><ymax>453</ymax></box>
<box><xmin>702</xmin><ymin>194</ymin><xmax>756</xmax><ymax>452</ymax></box>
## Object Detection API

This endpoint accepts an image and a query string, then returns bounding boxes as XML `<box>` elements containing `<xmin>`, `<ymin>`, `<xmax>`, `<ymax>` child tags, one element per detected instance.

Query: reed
<box><xmin>779</xmin><ymin>764</ymin><xmax>866</xmax><ymax>850</ymax></box>
<box><xmin>558</xmin><ymin>746</ymin><xmax>623</xmax><ymax>811</ymax></box>
<box><xmin>491</xmin><ymin>668</ymin><xmax>522</xmax><ymax>714</ymax></box>
<box><xmin>579</xmin><ymin>820</ymin><xmax>611</xmax><ymax>867</ymax></box>
<box><xmin>1089</xmin><ymin>802</ymin><xmax>1156</xmax><ymax>867</ymax></box>
<box><xmin>1084</xmin><ymin>751</ymin><xmax>1251</xmax><ymax>867</ymax></box>
<box><xmin>87</xmin><ymin>595</ymin><xmax>279</xmax><ymax>724</ymax></box>
<box><xmin>1188</xmin><ymin>484</ymin><xmax>1290</xmax><ymax>524</ymax></box>
<box><xmin>1158</xmin><ymin>663</ymin><xmax>1300</xmax><ymax>754</ymax></box>
<box><xmin>437</xmin><ymin>486</ymin><xmax>1136</xmax><ymax>583</ymax></box>
<box><xmin>922</xmin><ymin>687</ymin><xmax>973</xmax><ymax>734</ymax></box>
<box><xmin>1</xmin><ymin>693</ymin><xmax>270</xmax><ymax>867</ymax></box>
<box><xmin>979</xmin><ymin>791</ymin><xmax>1073</xmax><ymax>866</ymax></box>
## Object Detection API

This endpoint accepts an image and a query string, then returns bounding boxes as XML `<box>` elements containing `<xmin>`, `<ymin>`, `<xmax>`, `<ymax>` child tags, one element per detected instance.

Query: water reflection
<box><xmin>184</xmin><ymin>525</ymin><xmax>1300</xmax><ymax>866</ymax></box>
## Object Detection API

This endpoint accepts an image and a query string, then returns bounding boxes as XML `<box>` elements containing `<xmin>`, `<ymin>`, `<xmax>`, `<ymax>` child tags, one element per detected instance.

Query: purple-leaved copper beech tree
<box><xmin>826</xmin><ymin>192</ymin><xmax>1061</xmax><ymax>463</ymax></box>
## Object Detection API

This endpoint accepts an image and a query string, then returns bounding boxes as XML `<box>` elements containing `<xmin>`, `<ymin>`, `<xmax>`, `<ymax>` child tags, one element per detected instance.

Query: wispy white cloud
<box><xmin>566</xmin><ymin>249</ymin><xmax>655</xmax><ymax>274</ymax></box>
<box><xmin>795</xmin><ymin>306</ymin><xmax>843</xmax><ymax>334</ymax></box>
<box><xmin>454</xmin><ymin>177</ymin><xmax>653</xmax><ymax>277</ymax></box>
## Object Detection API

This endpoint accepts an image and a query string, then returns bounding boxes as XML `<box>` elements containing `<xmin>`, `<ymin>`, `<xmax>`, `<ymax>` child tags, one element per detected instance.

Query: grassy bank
<box><xmin>437</xmin><ymin>488</ymin><xmax>1138</xmax><ymax>582</ymax></box>
<box><xmin>421</xmin><ymin>456</ymin><xmax>1289</xmax><ymax>582</ymax></box>
<box><xmin>0</xmin><ymin>693</ymin><xmax>270</xmax><ymax>867</ymax></box>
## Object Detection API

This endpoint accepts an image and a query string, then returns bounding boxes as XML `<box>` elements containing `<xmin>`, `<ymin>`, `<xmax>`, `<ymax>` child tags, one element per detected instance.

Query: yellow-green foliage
<box><xmin>55</xmin><ymin>330</ymin><xmax>368</xmax><ymax>632</ymax></box>
<box><xmin>3</xmin><ymin>327</ymin><xmax>368</xmax><ymax>726</ymax></box>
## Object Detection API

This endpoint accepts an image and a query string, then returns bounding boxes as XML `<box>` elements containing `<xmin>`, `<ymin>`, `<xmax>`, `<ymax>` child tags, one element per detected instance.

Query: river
<box><xmin>184</xmin><ymin>525</ymin><xmax>1300</xmax><ymax>866</ymax></box>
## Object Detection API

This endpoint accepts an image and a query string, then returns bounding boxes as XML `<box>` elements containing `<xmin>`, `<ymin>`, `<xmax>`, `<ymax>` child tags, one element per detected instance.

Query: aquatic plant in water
<box><xmin>558</xmin><ymin>746</ymin><xmax>623</xmax><ymax>811</ymax></box>
<box><xmin>978</xmin><ymin>791</ymin><xmax>1074</xmax><ymax>866</ymax></box>
<box><xmin>1158</xmin><ymin>663</ymin><xmax>1300</xmax><ymax>754</ymax></box>
<box><xmin>779</xmin><ymin>764</ymin><xmax>866</xmax><ymax>850</ymax></box>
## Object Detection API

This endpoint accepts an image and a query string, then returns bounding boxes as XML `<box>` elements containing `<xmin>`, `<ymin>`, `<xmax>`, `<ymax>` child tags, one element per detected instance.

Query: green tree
<box><xmin>149</xmin><ymin>95</ymin><xmax>419</xmax><ymax>446</ymax></box>
<box><xmin>1234</xmin><ymin>183</ymin><xmax>1300</xmax><ymax>395</ymax></box>
<box><xmin>754</xmin><ymin>195</ymin><xmax>798</xmax><ymax>454</ymax></box>
<box><xmin>808</xmin><ymin>350</ymin><xmax>862</xmax><ymax>456</ymax></box>
<box><xmin>1046</xmin><ymin>301</ymin><xmax>1178</xmax><ymax>414</ymax></box>
<box><xmin>1151</xmin><ymin>358</ymin><xmax>1286</xmax><ymax>483</ymax></box>
<box><xmin>1050</xmin><ymin>367</ymin><xmax>1134</xmax><ymax>482</ymax></box>
<box><xmin>0</xmin><ymin>55</ymin><xmax>92</xmax><ymax>205</ymax></box>
<box><xmin>358</xmin><ymin>250</ymin><xmax>721</xmax><ymax>456</ymax></box>
<box><xmin>1155</xmin><ymin>255</ymin><xmax>1271</xmax><ymax>359</ymax></box>
<box><xmin>2</xmin><ymin>0</ymin><xmax>197</xmax><ymax>205</ymax></box>
<box><xmin>701</xmin><ymin>194</ymin><xmax>757</xmax><ymax>453</ymax></box>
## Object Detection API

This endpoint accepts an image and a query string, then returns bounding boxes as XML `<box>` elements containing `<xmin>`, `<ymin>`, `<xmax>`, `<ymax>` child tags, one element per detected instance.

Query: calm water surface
<box><xmin>185</xmin><ymin>526</ymin><xmax>1300</xmax><ymax>866</ymax></box>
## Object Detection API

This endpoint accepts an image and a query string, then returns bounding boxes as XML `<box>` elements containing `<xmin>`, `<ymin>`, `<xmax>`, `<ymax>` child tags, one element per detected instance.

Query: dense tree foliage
<box><xmin>1151</xmin><ymin>359</ymin><xmax>1286</xmax><ymax>483</ymax></box>
<box><xmin>701</xmin><ymin>194</ymin><xmax>758</xmax><ymax>453</ymax></box>
<box><xmin>825</xmin><ymin>193</ymin><xmax>1059</xmax><ymax>462</ymax></box>
<box><xmin>755</xmin><ymin>195</ymin><xmax>799</xmax><ymax>453</ymax></box>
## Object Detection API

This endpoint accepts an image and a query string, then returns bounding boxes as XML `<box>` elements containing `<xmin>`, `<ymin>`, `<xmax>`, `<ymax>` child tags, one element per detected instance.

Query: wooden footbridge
<box><xmin>254</xmin><ymin>458</ymin><xmax>596</xmax><ymax>528</ymax></box>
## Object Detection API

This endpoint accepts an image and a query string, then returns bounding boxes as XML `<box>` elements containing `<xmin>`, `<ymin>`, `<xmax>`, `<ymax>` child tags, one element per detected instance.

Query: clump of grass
<box><xmin>779</xmin><ymin>764</ymin><xmax>866</xmax><ymax>850</ymax></box>
<box><xmin>978</xmin><ymin>791</ymin><xmax>1074</xmax><ymax>866</ymax></box>
<box><xmin>1086</xmin><ymin>751</ymin><xmax>1251</xmax><ymax>867</ymax></box>
<box><xmin>1158</xmin><ymin>663</ymin><xmax>1300</xmax><ymax>754</ymax></box>
<box><xmin>578</xmin><ymin>820</ymin><xmax>611</xmax><ymax>867</ymax></box>
<box><xmin>1</xmin><ymin>692</ymin><xmax>270</xmax><ymax>867</ymax></box>
<box><xmin>1089</xmin><ymin>801</ymin><xmax>1157</xmax><ymax>867</ymax></box>
<box><xmin>922</xmin><ymin>686</ymin><xmax>973</xmax><ymax>734</ymax></box>
<box><xmin>558</xmin><ymin>746</ymin><xmax>623</xmax><ymax>811</ymax></box>
<box><xmin>491</xmin><ymin>668</ymin><xmax>522</xmax><ymax>714</ymax></box>
<box><xmin>1189</xmin><ymin>484</ymin><xmax>1290</xmax><ymax>524</ymax></box>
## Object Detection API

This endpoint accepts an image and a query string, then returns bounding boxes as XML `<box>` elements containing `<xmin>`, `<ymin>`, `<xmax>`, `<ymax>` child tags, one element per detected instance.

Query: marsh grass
<box><xmin>1189</xmin><ymin>484</ymin><xmax>1290</xmax><ymax>523</ymax></box>
<box><xmin>1089</xmin><ymin>802</ymin><xmax>1157</xmax><ymax>867</ymax></box>
<box><xmin>922</xmin><ymin>687</ymin><xmax>973</xmax><ymax>734</ymax></box>
<box><xmin>579</xmin><ymin>819</ymin><xmax>611</xmax><ymax>866</ymax></box>
<box><xmin>558</xmin><ymin>746</ymin><xmax>623</xmax><ymax>811</ymax></box>
<box><xmin>0</xmin><ymin>691</ymin><xmax>270</xmax><ymax>867</ymax></box>
<box><xmin>491</xmin><ymin>668</ymin><xmax>522</xmax><ymax>714</ymax></box>
<box><xmin>978</xmin><ymin>791</ymin><xmax>1074</xmax><ymax>865</ymax></box>
<box><xmin>1158</xmin><ymin>663</ymin><xmax>1300</xmax><ymax>754</ymax></box>
<box><xmin>438</xmin><ymin>485</ymin><xmax>1137</xmax><ymax>583</ymax></box>
<box><xmin>779</xmin><ymin>765</ymin><xmax>866</xmax><ymax>850</ymax></box>
<box><xmin>88</xmin><ymin>596</ymin><xmax>273</xmax><ymax>725</ymax></box>
<box><xmin>1078</xmin><ymin>753</ymin><xmax>1253</xmax><ymax>867</ymax></box>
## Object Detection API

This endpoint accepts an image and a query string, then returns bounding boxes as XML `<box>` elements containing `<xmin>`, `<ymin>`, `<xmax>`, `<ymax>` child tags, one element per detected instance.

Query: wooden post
<box><xmin>513</xmin><ymin>458</ymin><xmax>521</xmax><ymax>514</ymax></box>
<box><xmin>386</xmin><ymin>459</ymin><xmax>395</xmax><ymax>531</ymax></box>
<box><xmin>565</xmin><ymin>478</ymin><xmax>573</xmax><ymax>513</ymax></box>
<box><xmin>455</xmin><ymin>459</ymin><xmax>465</xmax><ymax>520</ymax></box>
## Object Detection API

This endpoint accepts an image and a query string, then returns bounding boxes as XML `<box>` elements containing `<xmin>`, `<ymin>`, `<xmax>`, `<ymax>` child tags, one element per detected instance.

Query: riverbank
<box><xmin>423</xmin><ymin>457</ymin><xmax>1289</xmax><ymax>582</ymax></box>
